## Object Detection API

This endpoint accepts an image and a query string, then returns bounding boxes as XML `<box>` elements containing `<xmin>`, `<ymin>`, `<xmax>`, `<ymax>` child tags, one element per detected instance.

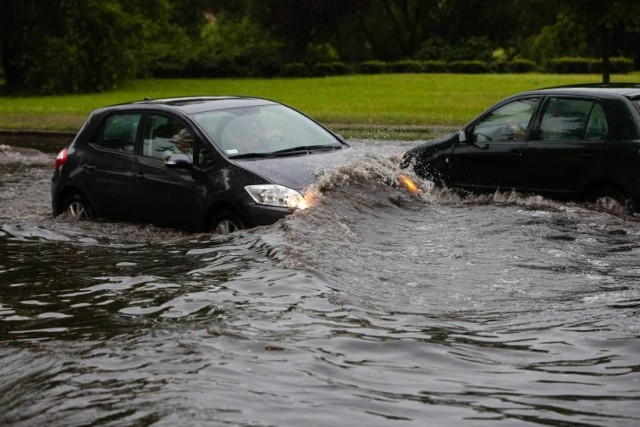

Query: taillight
<box><xmin>55</xmin><ymin>148</ymin><xmax>68</xmax><ymax>171</ymax></box>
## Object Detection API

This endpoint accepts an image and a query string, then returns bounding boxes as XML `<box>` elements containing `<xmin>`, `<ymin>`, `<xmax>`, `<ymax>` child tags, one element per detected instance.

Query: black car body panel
<box><xmin>52</xmin><ymin>96</ymin><xmax>351</xmax><ymax>231</ymax></box>
<box><xmin>403</xmin><ymin>85</ymin><xmax>640</xmax><ymax>211</ymax></box>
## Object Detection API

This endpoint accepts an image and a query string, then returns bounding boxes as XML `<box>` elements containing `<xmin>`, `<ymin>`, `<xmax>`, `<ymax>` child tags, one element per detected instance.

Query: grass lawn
<box><xmin>1</xmin><ymin>73</ymin><xmax>638</xmax><ymax>138</ymax></box>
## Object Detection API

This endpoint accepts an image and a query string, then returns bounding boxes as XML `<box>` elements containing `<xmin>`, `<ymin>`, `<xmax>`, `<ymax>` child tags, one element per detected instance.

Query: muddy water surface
<box><xmin>1</xmin><ymin>140</ymin><xmax>639</xmax><ymax>426</ymax></box>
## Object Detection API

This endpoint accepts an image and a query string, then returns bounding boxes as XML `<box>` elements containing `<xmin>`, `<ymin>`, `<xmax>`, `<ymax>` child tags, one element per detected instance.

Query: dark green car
<box><xmin>403</xmin><ymin>84</ymin><xmax>640</xmax><ymax>214</ymax></box>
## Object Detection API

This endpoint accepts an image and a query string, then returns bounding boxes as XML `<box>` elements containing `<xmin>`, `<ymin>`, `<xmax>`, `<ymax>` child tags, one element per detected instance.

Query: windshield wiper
<box><xmin>227</xmin><ymin>152</ymin><xmax>275</xmax><ymax>159</ymax></box>
<box><xmin>271</xmin><ymin>145</ymin><xmax>343</xmax><ymax>155</ymax></box>
<box><xmin>228</xmin><ymin>145</ymin><xmax>343</xmax><ymax>159</ymax></box>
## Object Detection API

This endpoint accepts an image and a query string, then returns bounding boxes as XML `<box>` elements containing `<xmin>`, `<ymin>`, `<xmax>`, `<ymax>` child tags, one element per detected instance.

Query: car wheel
<box><xmin>210</xmin><ymin>211</ymin><xmax>244</xmax><ymax>234</ymax></box>
<box><xmin>588</xmin><ymin>187</ymin><xmax>635</xmax><ymax>215</ymax></box>
<box><xmin>62</xmin><ymin>194</ymin><xmax>93</xmax><ymax>219</ymax></box>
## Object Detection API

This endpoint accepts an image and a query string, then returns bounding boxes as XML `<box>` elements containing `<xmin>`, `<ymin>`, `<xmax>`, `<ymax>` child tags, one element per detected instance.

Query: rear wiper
<box><xmin>271</xmin><ymin>145</ymin><xmax>343</xmax><ymax>155</ymax></box>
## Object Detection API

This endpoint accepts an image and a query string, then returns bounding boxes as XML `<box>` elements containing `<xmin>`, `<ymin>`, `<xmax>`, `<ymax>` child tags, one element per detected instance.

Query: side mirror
<box><xmin>164</xmin><ymin>153</ymin><xmax>193</xmax><ymax>169</ymax></box>
<box><xmin>457</xmin><ymin>129</ymin><xmax>467</xmax><ymax>143</ymax></box>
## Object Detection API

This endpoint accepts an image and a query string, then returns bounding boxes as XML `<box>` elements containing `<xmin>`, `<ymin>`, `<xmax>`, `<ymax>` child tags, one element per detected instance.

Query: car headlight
<box><xmin>245</xmin><ymin>185</ymin><xmax>308</xmax><ymax>209</ymax></box>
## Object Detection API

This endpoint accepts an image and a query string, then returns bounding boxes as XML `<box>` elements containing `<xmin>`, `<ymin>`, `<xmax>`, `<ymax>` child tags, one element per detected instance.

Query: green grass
<box><xmin>1</xmin><ymin>73</ymin><xmax>638</xmax><ymax>138</ymax></box>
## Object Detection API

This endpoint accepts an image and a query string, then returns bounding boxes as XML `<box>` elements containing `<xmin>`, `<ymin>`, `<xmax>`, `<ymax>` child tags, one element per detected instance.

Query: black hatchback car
<box><xmin>403</xmin><ymin>84</ymin><xmax>640</xmax><ymax>213</ymax></box>
<box><xmin>52</xmin><ymin>96</ymin><xmax>350</xmax><ymax>232</ymax></box>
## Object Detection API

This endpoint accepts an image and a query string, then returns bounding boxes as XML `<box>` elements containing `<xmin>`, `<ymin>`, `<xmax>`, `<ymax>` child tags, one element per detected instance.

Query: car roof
<box><xmin>96</xmin><ymin>96</ymin><xmax>278</xmax><ymax>115</ymax></box>
<box><xmin>522</xmin><ymin>83</ymin><xmax>640</xmax><ymax>99</ymax></box>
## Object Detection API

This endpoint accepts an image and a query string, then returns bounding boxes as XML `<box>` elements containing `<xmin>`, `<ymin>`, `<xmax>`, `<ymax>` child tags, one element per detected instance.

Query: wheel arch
<box><xmin>580</xmin><ymin>177</ymin><xmax>630</xmax><ymax>201</ymax></box>
<box><xmin>580</xmin><ymin>178</ymin><xmax>636</xmax><ymax>212</ymax></box>
<box><xmin>204</xmin><ymin>201</ymin><xmax>246</xmax><ymax>230</ymax></box>
<box><xmin>55</xmin><ymin>186</ymin><xmax>93</xmax><ymax>216</ymax></box>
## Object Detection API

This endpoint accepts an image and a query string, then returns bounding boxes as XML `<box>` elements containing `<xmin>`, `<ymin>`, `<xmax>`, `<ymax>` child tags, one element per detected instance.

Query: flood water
<box><xmin>1</xmin><ymin>140</ymin><xmax>639</xmax><ymax>426</ymax></box>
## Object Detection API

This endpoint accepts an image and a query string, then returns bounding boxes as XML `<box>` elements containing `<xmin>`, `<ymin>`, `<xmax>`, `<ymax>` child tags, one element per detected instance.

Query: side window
<box><xmin>473</xmin><ymin>97</ymin><xmax>540</xmax><ymax>142</ymax></box>
<box><xmin>97</xmin><ymin>114</ymin><xmax>141</xmax><ymax>152</ymax></box>
<box><xmin>143</xmin><ymin>114</ymin><xmax>195</xmax><ymax>160</ymax></box>
<box><xmin>585</xmin><ymin>103</ymin><xmax>608</xmax><ymax>140</ymax></box>
<box><xmin>539</xmin><ymin>98</ymin><xmax>595</xmax><ymax>141</ymax></box>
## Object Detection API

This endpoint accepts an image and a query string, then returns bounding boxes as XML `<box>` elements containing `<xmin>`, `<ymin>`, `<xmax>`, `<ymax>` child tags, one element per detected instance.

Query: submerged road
<box><xmin>1</xmin><ymin>140</ymin><xmax>639</xmax><ymax>426</ymax></box>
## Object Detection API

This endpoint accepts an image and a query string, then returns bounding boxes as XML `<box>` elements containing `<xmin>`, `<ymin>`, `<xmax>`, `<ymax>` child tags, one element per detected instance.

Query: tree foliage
<box><xmin>0</xmin><ymin>0</ymin><xmax>191</xmax><ymax>94</ymax></box>
<box><xmin>1</xmin><ymin>0</ymin><xmax>639</xmax><ymax>94</ymax></box>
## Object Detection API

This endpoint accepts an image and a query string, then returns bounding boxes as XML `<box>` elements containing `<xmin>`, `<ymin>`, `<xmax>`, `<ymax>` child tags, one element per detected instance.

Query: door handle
<box><xmin>133</xmin><ymin>171</ymin><xmax>145</xmax><ymax>181</ymax></box>
<box><xmin>83</xmin><ymin>164</ymin><xmax>96</xmax><ymax>173</ymax></box>
<box><xmin>579</xmin><ymin>152</ymin><xmax>595</xmax><ymax>160</ymax></box>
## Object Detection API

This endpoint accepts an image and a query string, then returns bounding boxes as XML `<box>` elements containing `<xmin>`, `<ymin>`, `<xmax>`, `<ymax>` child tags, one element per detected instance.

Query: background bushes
<box><xmin>152</xmin><ymin>56</ymin><xmax>635</xmax><ymax>79</ymax></box>
<box><xmin>447</xmin><ymin>60</ymin><xmax>491</xmax><ymax>74</ymax></box>
<box><xmin>547</xmin><ymin>57</ymin><xmax>635</xmax><ymax>74</ymax></box>
<box><xmin>388</xmin><ymin>60</ymin><xmax>425</xmax><ymax>73</ymax></box>
<box><xmin>494</xmin><ymin>59</ymin><xmax>538</xmax><ymax>73</ymax></box>
<box><xmin>3</xmin><ymin>1</ymin><xmax>639</xmax><ymax>94</ymax></box>
<box><xmin>313</xmin><ymin>62</ymin><xmax>352</xmax><ymax>76</ymax></box>
<box><xmin>422</xmin><ymin>61</ymin><xmax>448</xmax><ymax>73</ymax></box>
<box><xmin>356</xmin><ymin>61</ymin><xmax>389</xmax><ymax>74</ymax></box>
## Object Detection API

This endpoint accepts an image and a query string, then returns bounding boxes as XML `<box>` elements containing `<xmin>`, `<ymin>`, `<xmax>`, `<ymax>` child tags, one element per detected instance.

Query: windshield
<box><xmin>193</xmin><ymin>104</ymin><xmax>342</xmax><ymax>158</ymax></box>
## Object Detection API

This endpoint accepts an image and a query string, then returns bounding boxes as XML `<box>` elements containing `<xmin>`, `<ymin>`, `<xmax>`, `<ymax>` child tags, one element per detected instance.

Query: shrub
<box><xmin>249</xmin><ymin>58</ymin><xmax>281</xmax><ymax>77</ymax></box>
<box><xmin>448</xmin><ymin>60</ymin><xmax>490</xmax><ymax>74</ymax></box>
<box><xmin>422</xmin><ymin>60</ymin><xmax>447</xmax><ymax>73</ymax></box>
<box><xmin>189</xmin><ymin>56</ymin><xmax>247</xmax><ymax>78</ymax></box>
<box><xmin>356</xmin><ymin>61</ymin><xmax>389</xmax><ymax>74</ymax></box>
<box><xmin>313</xmin><ymin>62</ymin><xmax>352</xmax><ymax>76</ymax></box>
<box><xmin>492</xmin><ymin>62</ymin><xmax>508</xmax><ymax>73</ymax></box>
<box><xmin>547</xmin><ymin>57</ymin><xmax>594</xmax><ymax>74</ymax></box>
<box><xmin>417</xmin><ymin>36</ymin><xmax>494</xmax><ymax>63</ymax></box>
<box><xmin>548</xmin><ymin>57</ymin><xmax>636</xmax><ymax>74</ymax></box>
<box><xmin>504</xmin><ymin>59</ymin><xmax>538</xmax><ymax>73</ymax></box>
<box><xmin>609</xmin><ymin>57</ymin><xmax>635</xmax><ymax>73</ymax></box>
<box><xmin>388</xmin><ymin>60</ymin><xmax>425</xmax><ymax>73</ymax></box>
<box><xmin>282</xmin><ymin>63</ymin><xmax>311</xmax><ymax>77</ymax></box>
<box><xmin>152</xmin><ymin>64</ymin><xmax>188</xmax><ymax>78</ymax></box>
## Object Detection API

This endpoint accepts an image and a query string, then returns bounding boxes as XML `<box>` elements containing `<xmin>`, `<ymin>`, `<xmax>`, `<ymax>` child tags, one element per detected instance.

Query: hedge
<box><xmin>313</xmin><ymin>62</ymin><xmax>352</xmax><ymax>76</ymax></box>
<box><xmin>422</xmin><ymin>60</ymin><xmax>448</xmax><ymax>73</ymax></box>
<box><xmin>388</xmin><ymin>60</ymin><xmax>425</xmax><ymax>73</ymax></box>
<box><xmin>547</xmin><ymin>57</ymin><xmax>635</xmax><ymax>74</ymax></box>
<box><xmin>492</xmin><ymin>59</ymin><xmax>538</xmax><ymax>73</ymax></box>
<box><xmin>149</xmin><ymin>57</ymin><xmax>635</xmax><ymax>79</ymax></box>
<box><xmin>356</xmin><ymin>60</ymin><xmax>389</xmax><ymax>74</ymax></box>
<box><xmin>547</xmin><ymin>57</ymin><xmax>593</xmax><ymax>74</ymax></box>
<box><xmin>447</xmin><ymin>60</ymin><xmax>491</xmax><ymax>74</ymax></box>
<box><xmin>281</xmin><ymin>63</ymin><xmax>311</xmax><ymax>77</ymax></box>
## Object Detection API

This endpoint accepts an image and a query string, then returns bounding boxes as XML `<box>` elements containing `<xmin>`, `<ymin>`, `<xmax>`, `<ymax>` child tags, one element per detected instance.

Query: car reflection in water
<box><xmin>52</xmin><ymin>97</ymin><xmax>351</xmax><ymax>233</ymax></box>
<box><xmin>403</xmin><ymin>84</ymin><xmax>640</xmax><ymax>215</ymax></box>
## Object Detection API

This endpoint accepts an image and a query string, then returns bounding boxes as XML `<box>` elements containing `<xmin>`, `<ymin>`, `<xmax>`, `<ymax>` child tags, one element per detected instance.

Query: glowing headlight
<box><xmin>398</xmin><ymin>173</ymin><xmax>420</xmax><ymax>195</ymax></box>
<box><xmin>245</xmin><ymin>185</ymin><xmax>308</xmax><ymax>209</ymax></box>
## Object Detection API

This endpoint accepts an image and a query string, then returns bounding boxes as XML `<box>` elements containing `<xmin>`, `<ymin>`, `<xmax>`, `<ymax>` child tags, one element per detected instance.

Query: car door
<box><xmin>448</xmin><ymin>97</ymin><xmax>541</xmax><ymax>191</ymax></box>
<box><xmin>81</xmin><ymin>112</ymin><xmax>141</xmax><ymax>219</ymax></box>
<box><xmin>523</xmin><ymin>97</ymin><xmax>609</xmax><ymax>196</ymax></box>
<box><xmin>132</xmin><ymin>113</ymin><xmax>205</xmax><ymax>228</ymax></box>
